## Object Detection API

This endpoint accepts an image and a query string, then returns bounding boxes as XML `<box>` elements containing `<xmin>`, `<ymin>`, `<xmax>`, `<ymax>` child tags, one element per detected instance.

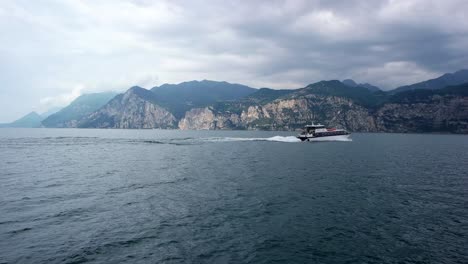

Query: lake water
<box><xmin>0</xmin><ymin>129</ymin><xmax>467</xmax><ymax>263</ymax></box>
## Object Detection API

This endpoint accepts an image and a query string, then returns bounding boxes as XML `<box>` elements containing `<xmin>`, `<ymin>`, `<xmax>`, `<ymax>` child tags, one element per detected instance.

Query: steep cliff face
<box><xmin>179</xmin><ymin>95</ymin><xmax>376</xmax><ymax>131</ymax></box>
<box><xmin>178</xmin><ymin>108</ymin><xmax>216</xmax><ymax>130</ymax></box>
<box><xmin>375</xmin><ymin>95</ymin><xmax>468</xmax><ymax>133</ymax></box>
<box><xmin>179</xmin><ymin>107</ymin><xmax>242</xmax><ymax>130</ymax></box>
<box><xmin>256</xmin><ymin>96</ymin><xmax>376</xmax><ymax>131</ymax></box>
<box><xmin>79</xmin><ymin>87</ymin><xmax>176</xmax><ymax>129</ymax></box>
<box><xmin>177</xmin><ymin>82</ymin><xmax>468</xmax><ymax>133</ymax></box>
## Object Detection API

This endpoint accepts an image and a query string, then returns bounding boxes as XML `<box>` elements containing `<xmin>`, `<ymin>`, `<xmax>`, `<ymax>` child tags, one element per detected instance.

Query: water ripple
<box><xmin>0</xmin><ymin>130</ymin><xmax>467</xmax><ymax>264</ymax></box>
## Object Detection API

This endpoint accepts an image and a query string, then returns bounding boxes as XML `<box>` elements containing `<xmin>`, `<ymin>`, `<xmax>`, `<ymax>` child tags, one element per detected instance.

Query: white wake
<box><xmin>201</xmin><ymin>135</ymin><xmax>352</xmax><ymax>143</ymax></box>
<box><xmin>201</xmin><ymin>136</ymin><xmax>300</xmax><ymax>143</ymax></box>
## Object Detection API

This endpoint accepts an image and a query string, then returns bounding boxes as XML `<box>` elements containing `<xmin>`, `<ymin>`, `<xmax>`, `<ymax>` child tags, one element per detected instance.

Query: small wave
<box><xmin>142</xmin><ymin>140</ymin><xmax>166</xmax><ymax>144</ymax></box>
<box><xmin>126</xmin><ymin>139</ymin><xmax>190</xmax><ymax>146</ymax></box>
<box><xmin>43</xmin><ymin>136</ymin><xmax>99</xmax><ymax>139</ymax></box>
<box><xmin>107</xmin><ymin>178</ymin><xmax>189</xmax><ymax>194</ymax></box>
<box><xmin>8</xmin><ymin>227</ymin><xmax>32</xmax><ymax>235</ymax></box>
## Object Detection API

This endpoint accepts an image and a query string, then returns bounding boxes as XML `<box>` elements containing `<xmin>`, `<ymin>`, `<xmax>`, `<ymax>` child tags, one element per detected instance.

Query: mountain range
<box><xmin>342</xmin><ymin>79</ymin><xmax>381</xmax><ymax>92</ymax></box>
<box><xmin>41</xmin><ymin>92</ymin><xmax>117</xmax><ymax>127</ymax></box>
<box><xmin>2</xmin><ymin>70</ymin><xmax>467</xmax><ymax>133</ymax></box>
<box><xmin>0</xmin><ymin>112</ymin><xmax>43</xmax><ymax>128</ymax></box>
<box><xmin>151</xmin><ymin>80</ymin><xmax>256</xmax><ymax>118</ymax></box>
<box><xmin>0</xmin><ymin>107</ymin><xmax>61</xmax><ymax>128</ymax></box>
<box><xmin>392</xmin><ymin>69</ymin><xmax>468</xmax><ymax>93</ymax></box>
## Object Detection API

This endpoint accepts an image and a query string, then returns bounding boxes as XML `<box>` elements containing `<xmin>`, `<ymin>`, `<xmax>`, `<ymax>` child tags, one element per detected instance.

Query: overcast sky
<box><xmin>1</xmin><ymin>0</ymin><xmax>467</xmax><ymax>122</ymax></box>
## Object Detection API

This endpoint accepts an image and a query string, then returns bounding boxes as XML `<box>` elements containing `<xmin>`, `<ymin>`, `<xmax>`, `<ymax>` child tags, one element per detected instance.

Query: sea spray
<box><xmin>137</xmin><ymin>135</ymin><xmax>352</xmax><ymax>145</ymax></box>
<box><xmin>200</xmin><ymin>135</ymin><xmax>351</xmax><ymax>143</ymax></box>
<box><xmin>200</xmin><ymin>135</ymin><xmax>353</xmax><ymax>143</ymax></box>
<box><xmin>198</xmin><ymin>136</ymin><xmax>300</xmax><ymax>143</ymax></box>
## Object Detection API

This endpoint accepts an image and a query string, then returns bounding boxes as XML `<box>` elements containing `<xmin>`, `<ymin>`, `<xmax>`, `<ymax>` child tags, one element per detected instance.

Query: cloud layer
<box><xmin>1</xmin><ymin>0</ymin><xmax>467</xmax><ymax>121</ymax></box>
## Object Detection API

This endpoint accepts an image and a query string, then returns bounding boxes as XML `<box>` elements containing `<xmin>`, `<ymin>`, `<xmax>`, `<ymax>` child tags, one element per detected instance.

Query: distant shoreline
<box><xmin>1</xmin><ymin>127</ymin><xmax>467</xmax><ymax>135</ymax></box>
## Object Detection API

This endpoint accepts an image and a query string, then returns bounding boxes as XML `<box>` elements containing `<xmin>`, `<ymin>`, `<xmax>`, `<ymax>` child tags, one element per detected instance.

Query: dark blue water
<box><xmin>0</xmin><ymin>129</ymin><xmax>467</xmax><ymax>264</ymax></box>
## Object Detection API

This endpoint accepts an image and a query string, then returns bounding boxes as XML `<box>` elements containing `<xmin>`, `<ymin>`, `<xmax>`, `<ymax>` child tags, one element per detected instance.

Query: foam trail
<box><xmin>202</xmin><ymin>136</ymin><xmax>301</xmax><ymax>143</ymax></box>
<box><xmin>202</xmin><ymin>135</ymin><xmax>352</xmax><ymax>143</ymax></box>
<box><xmin>264</xmin><ymin>136</ymin><xmax>302</xmax><ymax>142</ymax></box>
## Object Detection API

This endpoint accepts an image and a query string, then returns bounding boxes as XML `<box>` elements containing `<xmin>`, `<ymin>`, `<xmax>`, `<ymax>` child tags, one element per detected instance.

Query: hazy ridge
<box><xmin>3</xmin><ymin>71</ymin><xmax>468</xmax><ymax>133</ymax></box>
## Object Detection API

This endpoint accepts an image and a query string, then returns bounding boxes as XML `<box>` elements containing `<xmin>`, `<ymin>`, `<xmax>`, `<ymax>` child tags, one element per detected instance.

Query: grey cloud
<box><xmin>0</xmin><ymin>0</ymin><xmax>467</xmax><ymax>122</ymax></box>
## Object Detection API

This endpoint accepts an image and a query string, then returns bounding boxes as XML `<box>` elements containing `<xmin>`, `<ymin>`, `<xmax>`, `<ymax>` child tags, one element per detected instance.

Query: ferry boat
<box><xmin>297</xmin><ymin>123</ymin><xmax>350</xmax><ymax>141</ymax></box>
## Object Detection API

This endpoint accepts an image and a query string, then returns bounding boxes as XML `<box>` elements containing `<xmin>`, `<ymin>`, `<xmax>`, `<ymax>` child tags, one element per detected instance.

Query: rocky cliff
<box><xmin>179</xmin><ymin>107</ymin><xmax>243</xmax><ymax>130</ymax></box>
<box><xmin>178</xmin><ymin>94</ymin><xmax>377</xmax><ymax>131</ymax></box>
<box><xmin>374</xmin><ymin>94</ymin><xmax>468</xmax><ymax>133</ymax></box>
<box><xmin>70</xmin><ymin>80</ymin><xmax>467</xmax><ymax>133</ymax></box>
<box><xmin>78</xmin><ymin>87</ymin><xmax>176</xmax><ymax>129</ymax></box>
<box><xmin>179</xmin><ymin>82</ymin><xmax>468</xmax><ymax>133</ymax></box>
